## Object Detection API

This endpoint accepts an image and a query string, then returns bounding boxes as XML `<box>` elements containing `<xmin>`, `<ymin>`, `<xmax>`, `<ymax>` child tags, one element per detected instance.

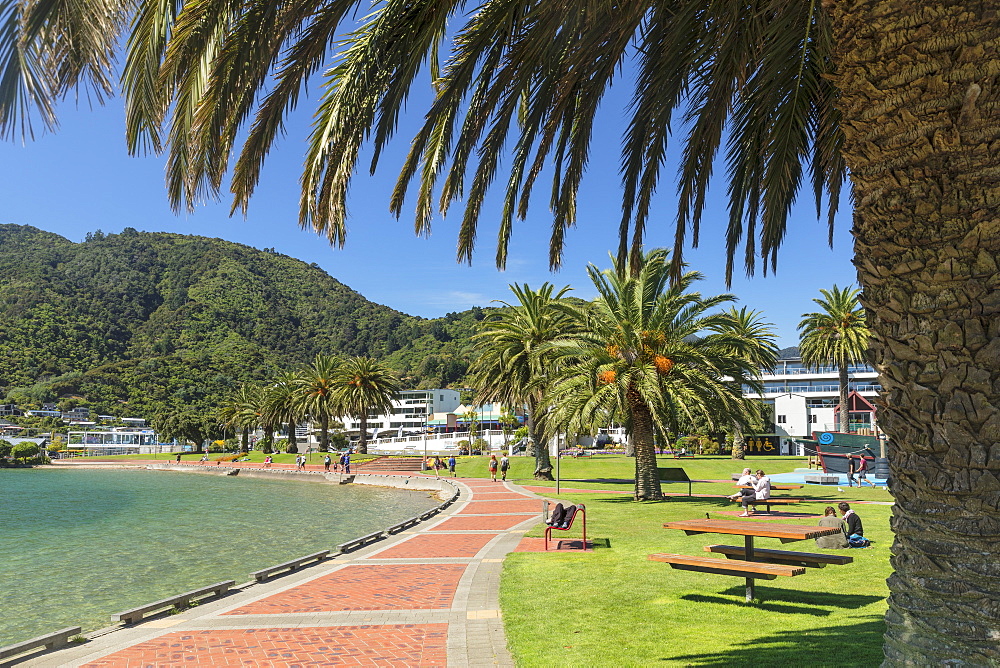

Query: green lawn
<box><xmin>495</xmin><ymin>456</ymin><xmax>891</xmax><ymax>666</ymax></box>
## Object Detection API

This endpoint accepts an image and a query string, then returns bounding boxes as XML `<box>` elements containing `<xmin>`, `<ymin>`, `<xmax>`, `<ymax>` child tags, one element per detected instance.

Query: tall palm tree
<box><xmin>798</xmin><ymin>286</ymin><xmax>870</xmax><ymax>434</ymax></box>
<box><xmin>263</xmin><ymin>371</ymin><xmax>305</xmax><ymax>454</ymax></box>
<box><xmin>722</xmin><ymin>307</ymin><xmax>779</xmax><ymax>460</ymax></box>
<box><xmin>3</xmin><ymin>1</ymin><xmax>999</xmax><ymax>661</ymax></box>
<box><xmin>217</xmin><ymin>384</ymin><xmax>261</xmax><ymax>453</ymax></box>
<box><xmin>295</xmin><ymin>354</ymin><xmax>342</xmax><ymax>453</ymax></box>
<box><xmin>332</xmin><ymin>356</ymin><xmax>399</xmax><ymax>455</ymax></box>
<box><xmin>468</xmin><ymin>283</ymin><xmax>575</xmax><ymax>480</ymax></box>
<box><xmin>546</xmin><ymin>250</ymin><xmax>763</xmax><ymax>500</ymax></box>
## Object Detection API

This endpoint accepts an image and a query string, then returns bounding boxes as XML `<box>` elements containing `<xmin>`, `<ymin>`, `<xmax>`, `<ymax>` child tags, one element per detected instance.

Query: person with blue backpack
<box><xmin>839</xmin><ymin>502</ymin><xmax>870</xmax><ymax>547</ymax></box>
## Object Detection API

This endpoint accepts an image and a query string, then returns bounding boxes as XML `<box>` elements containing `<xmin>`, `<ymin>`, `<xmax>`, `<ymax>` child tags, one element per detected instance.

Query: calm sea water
<box><xmin>0</xmin><ymin>468</ymin><xmax>438</xmax><ymax>645</ymax></box>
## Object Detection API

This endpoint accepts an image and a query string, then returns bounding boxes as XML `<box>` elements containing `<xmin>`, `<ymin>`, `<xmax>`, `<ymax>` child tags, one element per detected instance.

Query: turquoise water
<box><xmin>0</xmin><ymin>468</ymin><xmax>437</xmax><ymax>645</ymax></box>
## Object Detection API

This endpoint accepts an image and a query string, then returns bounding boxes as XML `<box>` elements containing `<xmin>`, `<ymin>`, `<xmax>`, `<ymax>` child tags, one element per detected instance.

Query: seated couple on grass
<box><xmin>728</xmin><ymin>468</ymin><xmax>771</xmax><ymax>516</ymax></box>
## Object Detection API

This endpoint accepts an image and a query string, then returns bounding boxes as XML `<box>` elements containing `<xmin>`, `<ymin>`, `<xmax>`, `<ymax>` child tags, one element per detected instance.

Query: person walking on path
<box><xmin>433</xmin><ymin>456</ymin><xmax>443</xmax><ymax>479</ymax></box>
<box><xmin>448</xmin><ymin>455</ymin><xmax>457</xmax><ymax>477</ymax></box>
<box><xmin>488</xmin><ymin>454</ymin><xmax>499</xmax><ymax>482</ymax></box>
<box><xmin>175</xmin><ymin>453</ymin><xmax>182</xmax><ymax>464</ymax></box>
<box><xmin>324</xmin><ymin>454</ymin><xmax>331</xmax><ymax>472</ymax></box>
<box><xmin>500</xmin><ymin>453</ymin><xmax>510</xmax><ymax>481</ymax></box>
<box><xmin>342</xmin><ymin>451</ymin><xmax>351</xmax><ymax>474</ymax></box>
<box><xmin>855</xmin><ymin>455</ymin><xmax>875</xmax><ymax>487</ymax></box>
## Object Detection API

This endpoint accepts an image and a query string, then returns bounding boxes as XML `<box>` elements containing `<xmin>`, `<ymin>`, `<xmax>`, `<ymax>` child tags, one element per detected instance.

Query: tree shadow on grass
<box><xmin>662</xmin><ymin>617</ymin><xmax>886</xmax><ymax>666</ymax></box>
<box><xmin>679</xmin><ymin>594</ymin><xmax>833</xmax><ymax>617</ymax></box>
<box><xmin>715</xmin><ymin>586</ymin><xmax>884</xmax><ymax>610</ymax></box>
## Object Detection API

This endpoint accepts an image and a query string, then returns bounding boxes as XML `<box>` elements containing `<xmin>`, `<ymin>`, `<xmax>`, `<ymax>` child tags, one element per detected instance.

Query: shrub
<box><xmin>0</xmin><ymin>439</ymin><xmax>12</xmax><ymax>459</ymax></box>
<box><xmin>274</xmin><ymin>438</ymin><xmax>289</xmax><ymax>453</ymax></box>
<box><xmin>12</xmin><ymin>442</ymin><xmax>40</xmax><ymax>462</ymax></box>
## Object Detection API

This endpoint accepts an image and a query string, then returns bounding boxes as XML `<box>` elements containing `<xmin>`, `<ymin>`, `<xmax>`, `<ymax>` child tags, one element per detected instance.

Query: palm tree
<box><xmin>263</xmin><ymin>371</ymin><xmax>305</xmax><ymax>454</ymax></box>
<box><xmin>295</xmin><ymin>354</ymin><xmax>342</xmax><ymax>453</ymax></box>
<box><xmin>468</xmin><ymin>283</ymin><xmax>575</xmax><ymax>480</ymax></box>
<box><xmin>722</xmin><ymin>308</ymin><xmax>779</xmax><ymax>460</ymax></box>
<box><xmin>798</xmin><ymin>286</ymin><xmax>870</xmax><ymax>434</ymax></box>
<box><xmin>546</xmin><ymin>250</ymin><xmax>763</xmax><ymax>500</ymax></box>
<box><xmin>217</xmin><ymin>384</ymin><xmax>261</xmax><ymax>453</ymax></box>
<box><xmin>4</xmin><ymin>1</ymin><xmax>999</xmax><ymax>661</ymax></box>
<box><xmin>332</xmin><ymin>356</ymin><xmax>399</xmax><ymax>455</ymax></box>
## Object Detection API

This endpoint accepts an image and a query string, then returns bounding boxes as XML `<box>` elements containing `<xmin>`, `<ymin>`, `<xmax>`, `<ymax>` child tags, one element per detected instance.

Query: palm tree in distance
<box><xmin>4</xmin><ymin>1</ymin><xmax>1000</xmax><ymax>661</ymax></box>
<box><xmin>798</xmin><ymin>286</ymin><xmax>870</xmax><ymax>435</ymax></box>
<box><xmin>722</xmin><ymin>307</ymin><xmax>779</xmax><ymax>460</ymax></box>
<box><xmin>546</xmin><ymin>250</ymin><xmax>762</xmax><ymax>500</ymax></box>
<box><xmin>296</xmin><ymin>354</ymin><xmax>342</xmax><ymax>453</ymax></box>
<box><xmin>264</xmin><ymin>371</ymin><xmax>305</xmax><ymax>454</ymax></box>
<box><xmin>333</xmin><ymin>357</ymin><xmax>399</xmax><ymax>455</ymax></box>
<box><xmin>468</xmin><ymin>283</ymin><xmax>575</xmax><ymax>480</ymax></box>
<box><xmin>217</xmin><ymin>384</ymin><xmax>261</xmax><ymax>453</ymax></box>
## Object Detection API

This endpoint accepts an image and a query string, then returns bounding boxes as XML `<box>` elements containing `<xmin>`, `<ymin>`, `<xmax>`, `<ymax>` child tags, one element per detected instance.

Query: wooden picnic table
<box><xmin>660</xmin><ymin>518</ymin><xmax>845</xmax><ymax>601</ymax></box>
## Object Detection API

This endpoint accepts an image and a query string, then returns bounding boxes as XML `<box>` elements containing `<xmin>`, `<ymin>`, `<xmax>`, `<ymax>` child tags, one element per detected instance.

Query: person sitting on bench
<box><xmin>546</xmin><ymin>503</ymin><xmax>577</xmax><ymax>529</ymax></box>
<box><xmin>735</xmin><ymin>470</ymin><xmax>771</xmax><ymax>516</ymax></box>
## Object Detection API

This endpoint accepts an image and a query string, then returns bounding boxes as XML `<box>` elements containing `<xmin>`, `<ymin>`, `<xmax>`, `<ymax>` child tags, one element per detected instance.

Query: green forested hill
<box><xmin>0</xmin><ymin>224</ymin><xmax>483</xmax><ymax>417</ymax></box>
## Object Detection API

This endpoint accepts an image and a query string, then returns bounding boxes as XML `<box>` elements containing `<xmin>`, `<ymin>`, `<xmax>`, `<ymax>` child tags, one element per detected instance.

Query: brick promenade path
<box><xmin>27</xmin><ymin>475</ymin><xmax>545</xmax><ymax>667</ymax></box>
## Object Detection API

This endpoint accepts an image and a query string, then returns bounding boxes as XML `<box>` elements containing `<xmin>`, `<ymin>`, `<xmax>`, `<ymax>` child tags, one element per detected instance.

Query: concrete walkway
<box><xmin>21</xmin><ymin>475</ymin><xmax>555</xmax><ymax>667</ymax></box>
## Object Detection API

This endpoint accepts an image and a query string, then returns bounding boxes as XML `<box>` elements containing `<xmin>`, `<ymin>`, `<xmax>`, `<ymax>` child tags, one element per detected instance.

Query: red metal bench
<box><xmin>545</xmin><ymin>503</ymin><xmax>587</xmax><ymax>551</ymax></box>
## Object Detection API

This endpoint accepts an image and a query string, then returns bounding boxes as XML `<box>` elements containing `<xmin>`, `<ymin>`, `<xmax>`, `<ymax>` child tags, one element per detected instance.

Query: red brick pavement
<box><xmin>457</xmin><ymin>499</ymin><xmax>541</xmax><ymax>514</ymax></box>
<box><xmin>466</xmin><ymin>493</ymin><xmax>532</xmax><ymax>500</ymax></box>
<box><xmin>371</xmin><ymin>533</ymin><xmax>498</xmax><ymax>559</ymax></box>
<box><xmin>81</xmin><ymin>625</ymin><xmax>447</xmax><ymax>667</ymax></box>
<box><xmin>428</xmin><ymin>514</ymin><xmax>538</xmax><ymax>531</ymax></box>
<box><xmin>223</xmin><ymin>564</ymin><xmax>466</xmax><ymax>615</ymax></box>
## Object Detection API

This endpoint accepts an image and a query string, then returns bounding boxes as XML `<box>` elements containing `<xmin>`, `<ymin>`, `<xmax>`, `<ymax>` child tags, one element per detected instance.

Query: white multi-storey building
<box><xmin>340</xmin><ymin>389</ymin><xmax>462</xmax><ymax>437</ymax></box>
<box><xmin>746</xmin><ymin>348</ymin><xmax>882</xmax><ymax>439</ymax></box>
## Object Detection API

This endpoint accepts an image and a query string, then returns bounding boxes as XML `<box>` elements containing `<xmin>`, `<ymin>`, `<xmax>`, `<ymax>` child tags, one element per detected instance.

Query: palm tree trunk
<box><xmin>827</xmin><ymin>1</ymin><xmax>1000</xmax><ymax>662</ymax></box>
<box><xmin>357</xmin><ymin>415</ymin><xmax>368</xmax><ymax>454</ymax></box>
<box><xmin>319</xmin><ymin>414</ymin><xmax>329</xmax><ymax>452</ymax></box>
<box><xmin>287</xmin><ymin>419</ymin><xmax>297</xmax><ymax>453</ymax></box>
<box><xmin>628</xmin><ymin>386</ymin><xmax>662</xmax><ymax>501</ymax></box>
<box><xmin>240</xmin><ymin>428</ymin><xmax>249</xmax><ymax>453</ymax></box>
<box><xmin>731</xmin><ymin>420</ymin><xmax>746</xmax><ymax>460</ymax></box>
<box><xmin>838</xmin><ymin>363</ymin><xmax>850</xmax><ymax>433</ymax></box>
<box><xmin>527</xmin><ymin>396</ymin><xmax>553</xmax><ymax>480</ymax></box>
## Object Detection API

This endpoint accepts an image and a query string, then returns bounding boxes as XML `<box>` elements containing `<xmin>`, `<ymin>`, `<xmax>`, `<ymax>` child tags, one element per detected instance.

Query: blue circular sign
<box><xmin>818</xmin><ymin>432</ymin><xmax>834</xmax><ymax>445</ymax></box>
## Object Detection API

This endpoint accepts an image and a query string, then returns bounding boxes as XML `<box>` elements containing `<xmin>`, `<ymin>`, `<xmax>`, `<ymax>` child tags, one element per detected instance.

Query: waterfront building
<box><xmin>339</xmin><ymin>389</ymin><xmax>462</xmax><ymax>437</ymax></box>
<box><xmin>744</xmin><ymin>347</ymin><xmax>882</xmax><ymax>441</ymax></box>
<box><xmin>66</xmin><ymin>427</ymin><xmax>178</xmax><ymax>456</ymax></box>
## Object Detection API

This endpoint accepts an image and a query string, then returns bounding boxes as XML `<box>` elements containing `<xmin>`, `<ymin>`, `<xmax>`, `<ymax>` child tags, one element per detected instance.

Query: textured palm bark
<box><xmin>287</xmin><ymin>419</ymin><xmax>298</xmax><ymax>452</ymax></box>
<box><xmin>319</xmin><ymin>414</ymin><xmax>330</xmax><ymax>452</ymax></box>
<box><xmin>731</xmin><ymin>420</ymin><xmax>746</xmax><ymax>459</ymax></box>
<box><xmin>628</xmin><ymin>386</ymin><xmax>663</xmax><ymax>500</ymax></box>
<box><xmin>838</xmin><ymin>364</ymin><xmax>850</xmax><ymax>433</ymax></box>
<box><xmin>826</xmin><ymin>1</ymin><xmax>1000</xmax><ymax>663</ymax></box>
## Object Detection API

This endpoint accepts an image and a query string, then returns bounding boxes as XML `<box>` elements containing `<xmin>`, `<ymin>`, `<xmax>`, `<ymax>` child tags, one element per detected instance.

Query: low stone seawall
<box><xmin>144</xmin><ymin>464</ymin><xmax>455</xmax><ymax>500</ymax></box>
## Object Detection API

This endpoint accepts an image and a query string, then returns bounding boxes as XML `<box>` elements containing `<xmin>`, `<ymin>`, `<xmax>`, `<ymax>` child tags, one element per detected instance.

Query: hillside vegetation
<box><xmin>0</xmin><ymin>224</ymin><xmax>482</xmax><ymax>417</ymax></box>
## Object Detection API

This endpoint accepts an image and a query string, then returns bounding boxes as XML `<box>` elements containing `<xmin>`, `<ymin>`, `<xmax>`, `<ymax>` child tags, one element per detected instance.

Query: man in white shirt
<box><xmin>729</xmin><ymin>468</ymin><xmax>755</xmax><ymax>501</ymax></box>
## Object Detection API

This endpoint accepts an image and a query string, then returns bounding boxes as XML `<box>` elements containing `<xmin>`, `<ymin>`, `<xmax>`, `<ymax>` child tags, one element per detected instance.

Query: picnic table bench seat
<box><xmin>729</xmin><ymin>497</ymin><xmax>802</xmax><ymax>512</ymax></box>
<box><xmin>739</xmin><ymin>483</ymin><xmax>803</xmax><ymax>490</ymax></box>
<box><xmin>648</xmin><ymin>553</ymin><xmax>805</xmax><ymax>579</ymax></box>
<box><xmin>703</xmin><ymin>545</ymin><xmax>854</xmax><ymax>568</ymax></box>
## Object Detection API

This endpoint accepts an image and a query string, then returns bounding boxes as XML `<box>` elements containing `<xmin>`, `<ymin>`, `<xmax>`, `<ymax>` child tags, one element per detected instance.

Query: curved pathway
<box><xmin>25</xmin><ymin>475</ymin><xmax>545</xmax><ymax>667</ymax></box>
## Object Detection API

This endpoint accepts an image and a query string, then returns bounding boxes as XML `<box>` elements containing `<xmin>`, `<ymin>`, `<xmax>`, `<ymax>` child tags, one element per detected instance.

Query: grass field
<box><xmin>495</xmin><ymin>455</ymin><xmax>891</xmax><ymax>666</ymax></box>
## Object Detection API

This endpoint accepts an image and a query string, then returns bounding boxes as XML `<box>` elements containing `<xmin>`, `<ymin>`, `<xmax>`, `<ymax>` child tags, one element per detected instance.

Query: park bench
<box><xmin>545</xmin><ymin>503</ymin><xmax>587</xmax><ymax>551</ymax></box>
<box><xmin>729</xmin><ymin>497</ymin><xmax>803</xmax><ymax>512</ymax></box>
<box><xmin>648</xmin><ymin>553</ymin><xmax>805</xmax><ymax>579</ymax></box>
<box><xmin>112</xmin><ymin>581</ymin><xmax>235</xmax><ymax>624</ymax></box>
<box><xmin>251</xmin><ymin>550</ymin><xmax>330</xmax><ymax>582</ymax></box>
<box><xmin>0</xmin><ymin>626</ymin><xmax>81</xmax><ymax>662</ymax></box>
<box><xmin>657</xmin><ymin>467</ymin><xmax>693</xmax><ymax>496</ymax></box>
<box><xmin>673</xmin><ymin>451</ymin><xmax>695</xmax><ymax>458</ymax></box>
<box><xmin>704</xmin><ymin>545</ymin><xmax>853</xmax><ymax>568</ymax></box>
<box><xmin>338</xmin><ymin>530</ymin><xmax>385</xmax><ymax>553</ymax></box>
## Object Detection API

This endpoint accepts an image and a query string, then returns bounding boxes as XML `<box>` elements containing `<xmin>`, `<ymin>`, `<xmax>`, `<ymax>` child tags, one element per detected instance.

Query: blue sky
<box><xmin>0</xmin><ymin>78</ymin><xmax>858</xmax><ymax>347</ymax></box>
